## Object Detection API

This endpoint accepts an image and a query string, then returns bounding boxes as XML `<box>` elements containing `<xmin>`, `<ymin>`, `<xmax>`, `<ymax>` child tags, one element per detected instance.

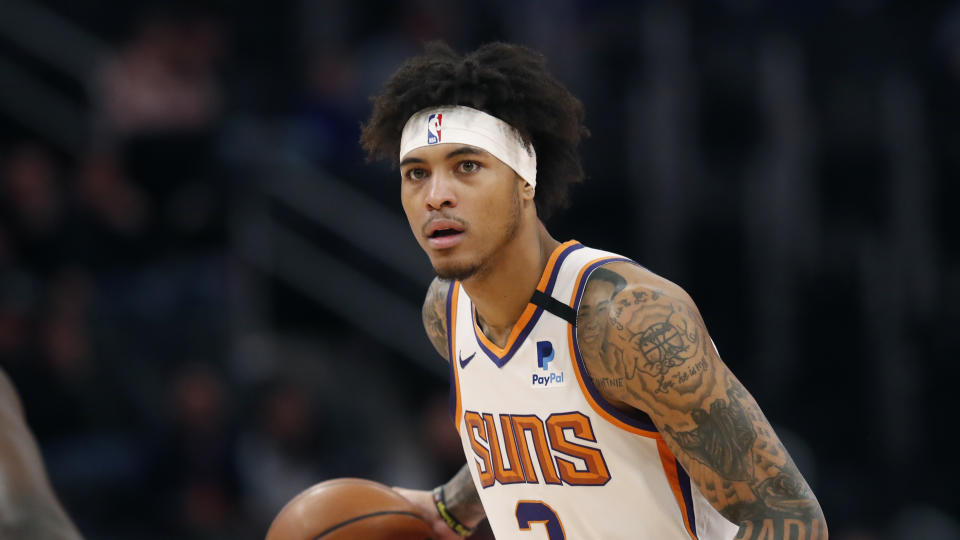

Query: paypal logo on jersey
<box><xmin>427</xmin><ymin>113</ymin><xmax>442</xmax><ymax>144</ymax></box>
<box><xmin>532</xmin><ymin>371</ymin><xmax>565</xmax><ymax>387</ymax></box>
<box><xmin>537</xmin><ymin>341</ymin><xmax>554</xmax><ymax>370</ymax></box>
<box><xmin>532</xmin><ymin>341</ymin><xmax>565</xmax><ymax>388</ymax></box>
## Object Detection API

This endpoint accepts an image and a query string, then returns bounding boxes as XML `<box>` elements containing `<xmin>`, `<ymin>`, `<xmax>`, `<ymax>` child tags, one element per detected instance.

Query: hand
<box><xmin>393</xmin><ymin>487</ymin><xmax>467</xmax><ymax>540</ymax></box>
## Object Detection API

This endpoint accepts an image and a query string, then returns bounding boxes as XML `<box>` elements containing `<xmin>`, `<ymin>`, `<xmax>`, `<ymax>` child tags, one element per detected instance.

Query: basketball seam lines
<box><xmin>312</xmin><ymin>510</ymin><xmax>429</xmax><ymax>539</ymax></box>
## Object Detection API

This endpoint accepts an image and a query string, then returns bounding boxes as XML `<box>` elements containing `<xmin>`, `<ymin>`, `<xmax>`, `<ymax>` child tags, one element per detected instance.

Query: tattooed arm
<box><xmin>439</xmin><ymin>464</ymin><xmax>486</xmax><ymax>528</ymax></box>
<box><xmin>394</xmin><ymin>278</ymin><xmax>486</xmax><ymax>538</ymax></box>
<box><xmin>577</xmin><ymin>262</ymin><xmax>827</xmax><ymax>540</ymax></box>
<box><xmin>422</xmin><ymin>276</ymin><xmax>451</xmax><ymax>361</ymax></box>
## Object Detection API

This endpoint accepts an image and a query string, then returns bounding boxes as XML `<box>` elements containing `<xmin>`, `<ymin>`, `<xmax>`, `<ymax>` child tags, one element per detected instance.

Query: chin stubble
<box><xmin>433</xmin><ymin>188</ymin><xmax>523</xmax><ymax>282</ymax></box>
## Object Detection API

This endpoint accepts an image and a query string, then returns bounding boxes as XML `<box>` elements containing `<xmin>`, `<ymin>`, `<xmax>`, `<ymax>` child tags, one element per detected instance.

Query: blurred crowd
<box><xmin>1</xmin><ymin>1</ymin><xmax>959</xmax><ymax>539</ymax></box>
<box><xmin>1</xmin><ymin>9</ymin><xmax>234</xmax><ymax>535</ymax></box>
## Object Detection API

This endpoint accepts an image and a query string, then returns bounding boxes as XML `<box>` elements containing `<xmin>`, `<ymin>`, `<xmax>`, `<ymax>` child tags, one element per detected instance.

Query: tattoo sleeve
<box><xmin>442</xmin><ymin>463</ymin><xmax>486</xmax><ymax>528</ymax></box>
<box><xmin>422</xmin><ymin>277</ymin><xmax>451</xmax><ymax>361</ymax></box>
<box><xmin>577</xmin><ymin>264</ymin><xmax>827</xmax><ymax>539</ymax></box>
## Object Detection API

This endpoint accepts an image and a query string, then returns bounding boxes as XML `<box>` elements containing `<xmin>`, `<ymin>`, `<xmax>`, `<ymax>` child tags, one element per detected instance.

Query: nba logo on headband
<box><xmin>427</xmin><ymin>113</ymin><xmax>442</xmax><ymax>145</ymax></box>
<box><xmin>400</xmin><ymin>106</ymin><xmax>537</xmax><ymax>188</ymax></box>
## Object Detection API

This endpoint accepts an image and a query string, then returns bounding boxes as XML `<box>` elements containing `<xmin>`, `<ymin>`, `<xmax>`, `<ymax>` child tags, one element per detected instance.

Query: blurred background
<box><xmin>0</xmin><ymin>0</ymin><xmax>957</xmax><ymax>538</ymax></box>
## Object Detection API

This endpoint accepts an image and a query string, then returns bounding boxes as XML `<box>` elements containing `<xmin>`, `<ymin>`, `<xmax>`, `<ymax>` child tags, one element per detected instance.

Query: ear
<box><xmin>519</xmin><ymin>175</ymin><xmax>536</xmax><ymax>201</ymax></box>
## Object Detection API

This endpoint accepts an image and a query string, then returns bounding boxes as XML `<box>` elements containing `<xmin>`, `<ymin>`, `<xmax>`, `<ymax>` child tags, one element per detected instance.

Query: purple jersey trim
<box><xmin>473</xmin><ymin>243</ymin><xmax>584</xmax><ymax>368</ymax></box>
<box><xmin>570</xmin><ymin>258</ymin><xmax>660</xmax><ymax>433</ymax></box>
<box><xmin>544</xmin><ymin>243</ymin><xmax>584</xmax><ymax>293</ymax></box>
<box><xmin>676</xmin><ymin>459</ymin><xmax>698</xmax><ymax>538</ymax></box>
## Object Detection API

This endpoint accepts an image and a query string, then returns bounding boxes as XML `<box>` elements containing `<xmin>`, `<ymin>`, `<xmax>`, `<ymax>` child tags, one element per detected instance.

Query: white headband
<box><xmin>399</xmin><ymin>105</ymin><xmax>537</xmax><ymax>188</ymax></box>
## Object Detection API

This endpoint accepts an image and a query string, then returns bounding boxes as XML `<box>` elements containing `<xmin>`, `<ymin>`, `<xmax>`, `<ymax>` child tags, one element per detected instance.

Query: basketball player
<box><xmin>0</xmin><ymin>368</ymin><xmax>84</xmax><ymax>539</ymax></box>
<box><xmin>361</xmin><ymin>42</ymin><xmax>827</xmax><ymax>539</ymax></box>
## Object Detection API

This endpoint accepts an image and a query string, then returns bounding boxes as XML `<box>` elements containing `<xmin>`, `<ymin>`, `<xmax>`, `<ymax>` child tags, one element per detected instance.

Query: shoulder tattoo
<box><xmin>422</xmin><ymin>278</ymin><xmax>451</xmax><ymax>361</ymax></box>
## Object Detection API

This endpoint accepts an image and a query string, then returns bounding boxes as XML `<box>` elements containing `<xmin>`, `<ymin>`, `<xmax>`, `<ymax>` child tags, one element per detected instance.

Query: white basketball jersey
<box><xmin>446</xmin><ymin>241</ymin><xmax>739</xmax><ymax>540</ymax></box>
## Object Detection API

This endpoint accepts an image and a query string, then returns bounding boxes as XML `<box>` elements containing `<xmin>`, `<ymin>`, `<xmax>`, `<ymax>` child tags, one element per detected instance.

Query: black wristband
<box><xmin>432</xmin><ymin>486</ymin><xmax>474</xmax><ymax>537</ymax></box>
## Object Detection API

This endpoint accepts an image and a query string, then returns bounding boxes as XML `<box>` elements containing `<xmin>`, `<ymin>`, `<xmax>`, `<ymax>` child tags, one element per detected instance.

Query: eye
<box><xmin>458</xmin><ymin>161</ymin><xmax>481</xmax><ymax>174</ymax></box>
<box><xmin>404</xmin><ymin>167</ymin><xmax>429</xmax><ymax>181</ymax></box>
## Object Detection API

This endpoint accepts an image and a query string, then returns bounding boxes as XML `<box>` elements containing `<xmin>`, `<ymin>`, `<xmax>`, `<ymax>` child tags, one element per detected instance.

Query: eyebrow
<box><xmin>398</xmin><ymin>146</ymin><xmax>488</xmax><ymax>167</ymax></box>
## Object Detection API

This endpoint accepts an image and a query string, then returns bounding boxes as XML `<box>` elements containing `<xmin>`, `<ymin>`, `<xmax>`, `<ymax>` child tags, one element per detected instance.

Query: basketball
<box><xmin>265</xmin><ymin>478</ymin><xmax>435</xmax><ymax>540</ymax></box>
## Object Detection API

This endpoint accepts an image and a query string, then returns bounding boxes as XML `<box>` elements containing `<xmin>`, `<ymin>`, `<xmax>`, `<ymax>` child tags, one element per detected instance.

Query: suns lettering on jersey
<box><xmin>511</xmin><ymin>415</ymin><xmax>562</xmax><ymax>485</ymax></box>
<box><xmin>546</xmin><ymin>412</ymin><xmax>611</xmax><ymax>486</ymax></box>
<box><xmin>484</xmin><ymin>413</ymin><xmax>526</xmax><ymax>485</ymax></box>
<box><xmin>464</xmin><ymin>411</ymin><xmax>611</xmax><ymax>488</ymax></box>
<box><xmin>464</xmin><ymin>411</ymin><xmax>495</xmax><ymax>488</ymax></box>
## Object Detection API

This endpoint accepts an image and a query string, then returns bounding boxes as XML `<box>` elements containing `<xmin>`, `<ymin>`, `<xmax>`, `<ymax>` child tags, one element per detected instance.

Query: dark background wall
<box><xmin>0</xmin><ymin>0</ymin><xmax>957</xmax><ymax>538</ymax></box>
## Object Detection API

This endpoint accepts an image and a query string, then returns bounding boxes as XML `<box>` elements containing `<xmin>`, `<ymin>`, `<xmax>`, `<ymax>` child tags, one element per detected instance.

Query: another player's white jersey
<box><xmin>447</xmin><ymin>241</ymin><xmax>739</xmax><ymax>540</ymax></box>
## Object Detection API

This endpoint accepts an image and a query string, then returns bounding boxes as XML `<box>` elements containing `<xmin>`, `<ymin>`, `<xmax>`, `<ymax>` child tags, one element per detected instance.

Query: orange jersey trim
<box><xmin>471</xmin><ymin>240</ymin><xmax>581</xmax><ymax>358</ymax></box>
<box><xmin>658</xmin><ymin>439</ymin><xmax>699</xmax><ymax>540</ymax></box>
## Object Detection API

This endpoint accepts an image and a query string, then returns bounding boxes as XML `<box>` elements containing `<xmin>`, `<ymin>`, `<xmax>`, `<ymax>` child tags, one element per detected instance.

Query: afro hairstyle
<box><xmin>360</xmin><ymin>41</ymin><xmax>589</xmax><ymax>220</ymax></box>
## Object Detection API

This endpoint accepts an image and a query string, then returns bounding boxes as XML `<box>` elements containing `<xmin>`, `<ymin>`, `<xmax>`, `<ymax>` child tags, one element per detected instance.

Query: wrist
<box><xmin>432</xmin><ymin>486</ymin><xmax>475</xmax><ymax>537</ymax></box>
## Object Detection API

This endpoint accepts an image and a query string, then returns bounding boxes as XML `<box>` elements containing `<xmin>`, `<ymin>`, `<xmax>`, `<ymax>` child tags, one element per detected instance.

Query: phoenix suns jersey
<box><xmin>446</xmin><ymin>240</ymin><xmax>739</xmax><ymax>540</ymax></box>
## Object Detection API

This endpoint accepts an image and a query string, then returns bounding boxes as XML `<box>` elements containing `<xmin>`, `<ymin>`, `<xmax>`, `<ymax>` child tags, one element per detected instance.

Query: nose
<box><xmin>424</xmin><ymin>171</ymin><xmax>457</xmax><ymax>210</ymax></box>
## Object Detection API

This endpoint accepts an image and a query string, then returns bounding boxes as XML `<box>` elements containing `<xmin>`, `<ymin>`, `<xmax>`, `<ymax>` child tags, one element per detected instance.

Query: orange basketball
<box><xmin>265</xmin><ymin>478</ymin><xmax>435</xmax><ymax>540</ymax></box>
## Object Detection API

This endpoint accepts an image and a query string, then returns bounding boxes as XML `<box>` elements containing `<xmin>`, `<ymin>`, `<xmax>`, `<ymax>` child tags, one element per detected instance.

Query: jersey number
<box><xmin>516</xmin><ymin>500</ymin><xmax>565</xmax><ymax>539</ymax></box>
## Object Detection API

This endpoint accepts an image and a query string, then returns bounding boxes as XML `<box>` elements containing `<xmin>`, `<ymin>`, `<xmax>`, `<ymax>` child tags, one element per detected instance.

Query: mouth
<box><xmin>425</xmin><ymin>219</ymin><xmax>465</xmax><ymax>250</ymax></box>
<box><xmin>429</xmin><ymin>228</ymin><xmax>461</xmax><ymax>239</ymax></box>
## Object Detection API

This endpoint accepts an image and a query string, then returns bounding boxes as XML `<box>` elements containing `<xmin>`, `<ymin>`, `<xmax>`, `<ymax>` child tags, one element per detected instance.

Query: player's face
<box><xmin>400</xmin><ymin>144</ymin><xmax>524</xmax><ymax>281</ymax></box>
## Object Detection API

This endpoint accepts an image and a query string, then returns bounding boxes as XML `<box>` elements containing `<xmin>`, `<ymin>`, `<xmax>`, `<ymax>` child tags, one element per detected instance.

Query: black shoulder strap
<box><xmin>530</xmin><ymin>289</ymin><xmax>577</xmax><ymax>326</ymax></box>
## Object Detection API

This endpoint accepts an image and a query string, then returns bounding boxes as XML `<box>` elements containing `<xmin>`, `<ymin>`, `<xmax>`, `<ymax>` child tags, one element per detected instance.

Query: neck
<box><xmin>461</xmin><ymin>220</ymin><xmax>560</xmax><ymax>347</ymax></box>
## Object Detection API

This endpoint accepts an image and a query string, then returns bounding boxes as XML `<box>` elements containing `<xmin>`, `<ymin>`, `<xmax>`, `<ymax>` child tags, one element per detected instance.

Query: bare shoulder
<box><xmin>422</xmin><ymin>276</ymin><xmax>453</xmax><ymax>361</ymax></box>
<box><xmin>576</xmin><ymin>260</ymin><xmax>710</xmax><ymax>416</ymax></box>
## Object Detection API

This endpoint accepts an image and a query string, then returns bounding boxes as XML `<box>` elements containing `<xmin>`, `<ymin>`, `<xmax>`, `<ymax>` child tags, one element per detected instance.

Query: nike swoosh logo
<box><xmin>458</xmin><ymin>351</ymin><xmax>476</xmax><ymax>369</ymax></box>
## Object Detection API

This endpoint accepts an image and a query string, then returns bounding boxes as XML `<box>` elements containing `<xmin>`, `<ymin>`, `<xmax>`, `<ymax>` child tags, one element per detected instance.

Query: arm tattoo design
<box><xmin>443</xmin><ymin>463</ymin><xmax>486</xmax><ymax>527</ymax></box>
<box><xmin>422</xmin><ymin>278</ymin><xmax>450</xmax><ymax>361</ymax></box>
<box><xmin>592</xmin><ymin>280</ymin><xmax>717</xmax><ymax>415</ymax></box>
<box><xmin>577</xmin><ymin>266</ymin><xmax>827</xmax><ymax>539</ymax></box>
<box><xmin>662</xmin><ymin>386</ymin><xmax>757</xmax><ymax>481</ymax></box>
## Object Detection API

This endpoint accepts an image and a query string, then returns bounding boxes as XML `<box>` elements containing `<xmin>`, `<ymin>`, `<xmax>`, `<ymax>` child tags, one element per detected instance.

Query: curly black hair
<box><xmin>360</xmin><ymin>41</ymin><xmax>588</xmax><ymax>220</ymax></box>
